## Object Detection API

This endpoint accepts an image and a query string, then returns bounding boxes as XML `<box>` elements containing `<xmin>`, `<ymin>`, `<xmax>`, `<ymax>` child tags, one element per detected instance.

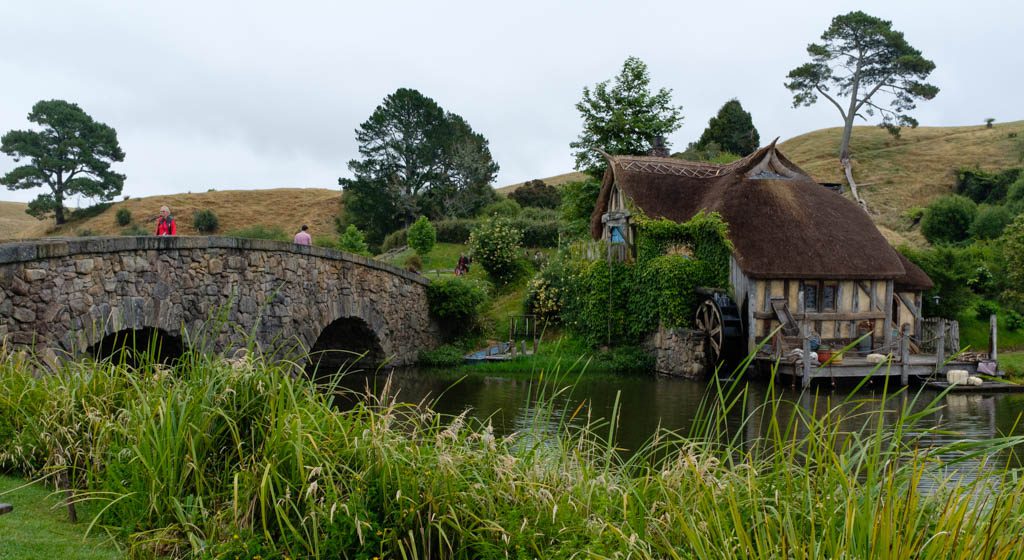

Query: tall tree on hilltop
<box><xmin>786</xmin><ymin>11</ymin><xmax>938</xmax><ymax>209</ymax></box>
<box><xmin>571</xmin><ymin>56</ymin><xmax>683</xmax><ymax>177</ymax></box>
<box><xmin>340</xmin><ymin>88</ymin><xmax>498</xmax><ymax>245</ymax></box>
<box><xmin>1</xmin><ymin>99</ymin><xmax>125</xmax><ymax>225</ymax></box>
<box><xmin>695</xmin><ymin>99</ymin><xmax>760</xmax><ymax>156</ymax></box>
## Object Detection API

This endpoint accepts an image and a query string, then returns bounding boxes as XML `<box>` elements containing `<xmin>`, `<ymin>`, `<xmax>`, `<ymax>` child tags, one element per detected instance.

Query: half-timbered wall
<box><xmin>746</xmin><ymin>277</ymin><xmax>922</xmax><ymax>354</ymax></box>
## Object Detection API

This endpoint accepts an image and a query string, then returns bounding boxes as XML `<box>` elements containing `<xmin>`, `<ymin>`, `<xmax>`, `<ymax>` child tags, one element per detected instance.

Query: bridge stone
<box><xmin>0</xmin><ymin>236</ymin><xmax>441</xmax><ymax>367</ymax></box>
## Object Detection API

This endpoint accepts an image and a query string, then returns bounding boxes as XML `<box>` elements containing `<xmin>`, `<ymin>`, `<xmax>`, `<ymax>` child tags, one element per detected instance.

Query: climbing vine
<box><xmin>556</xmin><ymin>211</ymin><xmax>732</xmax><ymax>346</ymax></box>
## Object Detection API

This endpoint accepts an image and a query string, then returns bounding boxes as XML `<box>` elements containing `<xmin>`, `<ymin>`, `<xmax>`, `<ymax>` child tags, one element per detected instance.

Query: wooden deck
<box><xmin>758</xmin><ymin>354</ymin><xmax>979</xmax><ymax>387</ymax></box>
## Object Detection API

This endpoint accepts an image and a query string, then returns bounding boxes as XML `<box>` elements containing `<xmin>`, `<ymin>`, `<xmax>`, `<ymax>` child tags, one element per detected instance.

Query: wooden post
<box><xmin>900</xmin><ymin>324</ymin><xmax>910</xmax><ymax>386</ymax></box>
<box><xmin>990</xmin><ymin>314</ymin><xmax>998</xmax><ymax>362</ymax></box>
<box><xmin>802</xmin><ymin>323</ymin><xmax>812</xmax><ymax>389</ymax></box>
<box><xmin>935</xmin><ymin>318</ymin><xmax>946</xmax><ymax>374</ymax></box>
<box><xmin>747</xmin><ymin>281</ymin><xmax>757</xmax><ymax>355</ymax></box>
<box><xmin>883</xmin><ymin>280</ymin><xmax>894</xmax><ymax>353</ymax></box>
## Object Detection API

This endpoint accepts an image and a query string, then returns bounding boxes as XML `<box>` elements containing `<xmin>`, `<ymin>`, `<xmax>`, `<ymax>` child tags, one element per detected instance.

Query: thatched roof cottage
<box><xmin>591</xmin><ymin>142</ymin><xmax>933</xmax><ymax>357</ymax></box>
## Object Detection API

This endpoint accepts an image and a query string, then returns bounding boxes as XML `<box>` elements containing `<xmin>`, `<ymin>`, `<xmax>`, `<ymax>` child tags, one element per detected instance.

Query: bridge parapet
<box><xmin>0</xmin><ymin>236</ymin><xmax>439</xmax><ymax>367</ymax></box>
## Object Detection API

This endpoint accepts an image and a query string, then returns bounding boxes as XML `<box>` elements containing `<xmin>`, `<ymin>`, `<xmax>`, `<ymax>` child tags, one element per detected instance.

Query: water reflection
<box><xmin>330</xmin><ymin>368</ymin><xmax>1024</xmax><ymax>478</ymax></box>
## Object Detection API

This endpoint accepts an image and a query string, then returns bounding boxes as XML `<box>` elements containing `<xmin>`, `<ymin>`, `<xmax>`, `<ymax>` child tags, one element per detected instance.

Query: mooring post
<box><xmin>802</xmin><ymin>323</ymin><xmax>811</xmax><ymax>389</ymax></box>
<box><xmin>936</xmin><ymin>318</ymin><xmax>946</xmax><ymax>374</ymax></box>
<box><xmin>990</xmin><ymin>314</ymin><xmax>998</xmax><ymax>362</ymax></box>
<box><xmin>900</xmin><ymin>324</ymin><xmax>910</xmax><ymax>386</ymax></box>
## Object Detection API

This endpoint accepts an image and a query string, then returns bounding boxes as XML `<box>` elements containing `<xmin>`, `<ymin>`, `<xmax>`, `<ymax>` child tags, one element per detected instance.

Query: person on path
<box><xmin>294</xmin><ymin>224</ymin><xmax>312</xmax><ymax>246</ymax></box>
<box><xmin>155</xmin><ymin>206</ymin><xmax>176</xmax><ymax>236</ymax></box>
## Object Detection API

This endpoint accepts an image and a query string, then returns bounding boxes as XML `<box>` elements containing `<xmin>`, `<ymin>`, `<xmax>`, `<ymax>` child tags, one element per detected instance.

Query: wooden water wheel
<box><xmin>694</xmin><ymin>289</ymin><xmax>745</xmax><ymax>367</ymax></box>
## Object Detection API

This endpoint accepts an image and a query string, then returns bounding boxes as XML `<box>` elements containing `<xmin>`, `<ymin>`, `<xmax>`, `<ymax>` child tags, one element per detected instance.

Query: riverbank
<box><xmin>3</xmin><ymin>350</ymin><xmax>1024</xmax><ymax>558</ymax></box>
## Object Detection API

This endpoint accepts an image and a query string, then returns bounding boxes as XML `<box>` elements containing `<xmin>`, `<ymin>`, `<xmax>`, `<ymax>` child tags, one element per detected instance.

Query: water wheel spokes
<box><xmin>695</xmin><ymin>299</ymin><xmax>724</xmax><ymax>361</ymax></box>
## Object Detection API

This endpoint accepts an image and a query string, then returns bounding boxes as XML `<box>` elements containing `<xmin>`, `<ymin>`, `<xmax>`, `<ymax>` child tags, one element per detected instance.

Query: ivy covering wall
<box><xmin>558</xmin><ymin>211</ymin><xmax>732</xmax><ymax>346</ymax></box>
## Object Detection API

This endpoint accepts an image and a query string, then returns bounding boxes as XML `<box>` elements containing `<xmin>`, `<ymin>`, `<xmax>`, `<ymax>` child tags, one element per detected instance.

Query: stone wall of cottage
<box><xmin>646</xmin><ymin>325</ymin><xmax>707</xmax><ymax>378</ymax></box>
<box><xmin>0</xmin><ymin>237</ymin><xmax>440</xmax><ymax>367</ymax></box>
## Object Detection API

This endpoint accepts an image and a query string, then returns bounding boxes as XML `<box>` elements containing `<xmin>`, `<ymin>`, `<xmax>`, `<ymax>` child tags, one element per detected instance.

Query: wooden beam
<box><xmin>802</xmin><ymin>322</ymin><xmax>811</xmax><ymax>389</ymax></box>
<box><xmin>753</xmin><ymin>311</ymin><xmax>885</xmax><ymax>321</ymax></box>
<box><xmin>857</xmin><ymin>281</ymin><xmax>884</xmax><ymax>312</ymax></box>
<box><xmin>936</xmin><ymin>318</ymin><xmax>946</xmax><ymax>374</ymax></box>
<box><xmin>990</xmin><ymin>314</ymin><xmax>999</xmax><ymax>362</ymax></box>
<box><xmin>900</xmin><ymin>324</ymin><xmax>910</xmax><ymax>386</ymax></box>
<box><xmin>896</xmin><ymin>292</ymin><xmax>922</xmax><ymax>320</ymax></box>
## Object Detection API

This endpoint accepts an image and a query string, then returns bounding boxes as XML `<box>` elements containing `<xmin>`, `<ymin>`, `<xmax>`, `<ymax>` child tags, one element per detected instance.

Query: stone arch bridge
<box><xmin>0</xmin><ymin>236</ymin><xmax>440</xmax><ymax>370</ymax></box>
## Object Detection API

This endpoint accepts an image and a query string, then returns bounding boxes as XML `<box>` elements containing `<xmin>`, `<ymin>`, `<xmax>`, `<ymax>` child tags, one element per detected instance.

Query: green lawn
<box><xmin>0</xmin><ymin>475</ymin><xmax>121</xmax><ymax>560</ymax></box>
<box><xmin>957</xmin><ymin>301</ymin><xmax>1024</xmax><ymax>352</ymax></box>
<box><xmin>1001</xmin><ymin>351</ymin><xmax>1024</xmax><ymax>378</ymax></box>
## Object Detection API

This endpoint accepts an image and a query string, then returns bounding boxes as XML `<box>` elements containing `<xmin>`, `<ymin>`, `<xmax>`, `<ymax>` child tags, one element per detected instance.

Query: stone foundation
<box><xmin>646</xmin><ymin>325</ymin><xmax>707</xmax><ymax>378</ymax></box>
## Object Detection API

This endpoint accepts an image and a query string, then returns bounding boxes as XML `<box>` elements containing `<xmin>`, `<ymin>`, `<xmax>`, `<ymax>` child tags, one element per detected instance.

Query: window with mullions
<box><xmin>802</xmin><ymin>281</ymin><xmax>839</xmax><ymax>312</ymax></box>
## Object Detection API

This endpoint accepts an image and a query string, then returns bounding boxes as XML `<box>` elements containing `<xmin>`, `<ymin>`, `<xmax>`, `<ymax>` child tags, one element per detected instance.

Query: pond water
<box><xmin>331</xmin><ymin>368</ymin><xmax>1024</xmax><ymax>472</ymax></box>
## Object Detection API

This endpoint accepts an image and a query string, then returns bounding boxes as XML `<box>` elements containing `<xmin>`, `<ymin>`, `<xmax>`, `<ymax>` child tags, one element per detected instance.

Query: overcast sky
<box><xmin>1</xmin><ymin>0</ymin><xmax>1020</xmax><ymax>205</ymax></box>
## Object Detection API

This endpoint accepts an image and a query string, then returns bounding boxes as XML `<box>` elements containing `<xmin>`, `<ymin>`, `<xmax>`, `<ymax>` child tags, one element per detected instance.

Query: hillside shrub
<box><xmin>228</xmin><ymin>225</ymin><xmax>288</xmax><ymax>241</ymax></box>
<box><xmin>900</xmin><ymin>245</ymin><xmax>977</xmax><ymax>319</ymax></box>
<box><xmin>921</xmin><ymin>195</ymin><xmax>977</xmax><ymax>244</ymax></box>
<box><xmin>955</xmin><ymin>167</ymin><xmax>1022</xmax><ymax>204</ymax></box>
<box><xmin>435</xmin><ymin>219</ymin><xmax>474</xmax><ymax>243</ymax></box>
<box><xmin>1007</xmin><ymin>176</ymin><xmax>1024</xmax><ymax>203</ymax></box>
<box><xmin>481</xmin><ymin>198</ymin><xmax>521</xmax><ymax>218</ymax></box>
<box><xmin>469</xmin><ymin>217</ymin><xmax>523</xmax><ymax>283</ymax></box>
<box><xmin>1007</xmin><ymin>310</ymin><xmax>1024</xmax><ymax>331</ymax></box>
<box><xmin>970</xmin><ymin>205</ymin><xmax>1012</xmax><ymax>239</ymax></box>
<box><xmin>516</xmin><ymin>219</ymin><xmax>559</xmax><ymax>248</ymax></box>
<box><xmin>70</xmin><ymin>202</ymin><xmax>113</xmax><ymax>220</ymax></box>
<box><xmin>122</xmin><ymin>224</ymin><xmax>149</xmax><ymax>237</ymax></box>
<box><xmin>405</xmin><ymin>254</ymin><xmax>422</xmax><ymax>273</ymax></box>
<box><xmin>408</xmin><ymin>216</ymin><xmax>437</xmax><ymax>256</ymax></box>
<box><xmin>115</xmin><ymin>207</ymin><xmax>132</xmax><ymax>226</ymax></box>
<box><xmin>193</xmin><ymin>209</ymin><xmax>219</xmax><ymax>233</ymax></box>
<box><xmin>338</xmin><ymin>224</ymin><xmax>370</xmax><ymax>256</ymax></box>
<box><xmin>1004</xmin><ymin>215</ymin><xmax>1024</xmax><ymax>312</ymax></box>
<box><xmin>426</xmin><ymin>277</ymin><xmax>488</xmax><ymax>333</ymax></box>
<box><xmin>509</xmin><ymin>180</ymin><xmax>561</xmax><ymax>209</ymax></box>
<box><xmin>380</xmin><ymin>228</ymin><xmax>408</xmax><ymax>252</ymax></box>
<box><xmin>975</xmin><ymin>300</ymin><xmax>1000</xmax><ymax>321</ymax></box>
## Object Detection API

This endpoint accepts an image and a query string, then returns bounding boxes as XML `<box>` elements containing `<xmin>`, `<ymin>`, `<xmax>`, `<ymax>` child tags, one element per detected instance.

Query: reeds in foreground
<box><xmin>1</xmin><ymin>343</ymin><xmax>1024</xmax><ymax>559</ymax></box>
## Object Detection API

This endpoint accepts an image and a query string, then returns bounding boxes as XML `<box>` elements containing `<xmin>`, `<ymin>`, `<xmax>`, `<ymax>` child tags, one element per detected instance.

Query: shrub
<box><xmin>1007</xmin><ymin>176</ymin><xmax>1024</xmax><ymax>204</ymax></box>
<box><xmin>902</xmin><ymin>206</ymin><xmax>925</xmax><ymax>227</ymax></box>
<box><xmin>921</xmin><ymin>195</ymin><xmax>977</xmax><ymax>244</ymax></box>
<box><xmin>975</xmin><ymin>300</ymin><xmax>1000</xmax><ymax>321</ymax></box>
<box><xmin>405</xmin><ymin>254</ymin><xmax>422</xmax><ymax>273</ymax></box>
<box><xmin>1007</xmin><ymin>310</ymin><xmax>1024</xmax><ymax>331</ymax></box>
<box><xmin>559</xmin><ymin>179</ymin><xmax>602</xmax><ymax>240</ymax></box>
<box><xmin>70</xmin><ymin>201</ymin><xmax>113</xmax><ymax>220</ymax></box>
<box><xmin>122</xmin><ymin>224</ymin><xmax>150</xmax><ymax>237</ymax></box>
<box><xmin>380</xmin><ymin>228</ymin><xmax>408</xmax><ymax>252</ymax></box>
<box><xmin>599</xmin><ymin>345</ymin><xmax>655</xmax><ymax>373</ymax></box>
<box><xmin>426</xmin><ymin>278</ymin><xmax>488</xmax><ymax>334</ymax></box>
<box><xmin>76</xmin><ymin>228</ymin><xmax>96</xmax><ymax>237</ymax></box>
<box><xmin>480</xmin><ymin>198</ymin><xmax>521</xmax><ymax>218</ymax></box>
<box><xmin>509</xmin><ymin>180</ymin><xmax>561</xmax><ymax>209</ymax></box>
<box><xmin>434</xmin><ymin>219</ymin><xmax>474</xmax><ymax>243</ymax></box>
<box><xmin>228</xmin><ymin>225</ymin><xmax>288</xmax><ymax>241</ymax></box>
<box><xmin>338</xmin><ymin>224</ymin><xmax>370</xmax><ymax>256</ymax></box>
<box><xmin>955</xmin><ymin>167</ymin><xmax>1022</xmax><ymax>204</ymax></box>
<box><xmin>115</xmin><ymin>207</ymin><xmax>132</xmax><ymax>226</ymax></box>
<box><xmin>417</xmin><ymin>344</ymin><xmax>465</xmax><ymax>367</ymax></box>
<box><xmin>515</xmin><ymin>219</ymin><xmax>559</xmax><ymax>248</ymax></box>
<box><xmin>193</xmin><ymin>209</ymin><xmax>219</xmax><ymax>233</ymax></box>
<box><xmin>469</xmin><ymin>217</ymin><xmax>523</xmax><ymax>283</ymax></box>
<box><xmin>970</xmin><ymin>205</ymin><xmax>1012</xmax><ymax>239</ymax></box>
<box><xmin>900</xmin><ymin>245</ymin><xmax>978</xmax><ymax>319</ymax></box>
<box><xmin>407</xmin><ymin>216</ymin><xmax>437</xmax><ymax>256</ymax></box>
<box><xmin>525</xmin><ymin>259</ymin><xmax>566</xmax><ymax>321</ymax></box>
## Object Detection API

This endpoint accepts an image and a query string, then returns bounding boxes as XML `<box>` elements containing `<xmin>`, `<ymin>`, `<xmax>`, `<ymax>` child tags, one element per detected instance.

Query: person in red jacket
<box><xmin>155</xmin><ymin>205</ymin><xmax>177</xmax><ymax>236</ymax></box>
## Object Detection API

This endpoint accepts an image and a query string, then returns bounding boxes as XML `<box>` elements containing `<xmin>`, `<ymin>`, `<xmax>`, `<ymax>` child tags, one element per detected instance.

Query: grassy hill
<box><xmin>780</xmin><ymin>121</ymin><xmax>1024</xmax><ymax>238</ymax></box>
<box><xmin>0</xmin><ymin>201</ymin><xmax>39</xmax><ymax>240</ymax></box>
<box><xmin>1</xmin><ymin>188</ymin><xmax>342</xmax><ymax>242</ymax></box>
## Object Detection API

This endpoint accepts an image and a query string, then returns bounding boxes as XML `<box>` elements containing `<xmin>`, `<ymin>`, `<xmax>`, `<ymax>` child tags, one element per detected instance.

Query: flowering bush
<box><xmin>469</xmin><ymin>217</ymin><xmax>523</xmax><ymax>283</ymax></box>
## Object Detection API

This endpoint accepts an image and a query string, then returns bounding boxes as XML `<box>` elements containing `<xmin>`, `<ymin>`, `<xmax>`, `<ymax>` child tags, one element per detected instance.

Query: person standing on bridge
<box><xmin>155</xmin><ymin>206</ymin><xmax>176</xmax><ymax>236</ymax></box>
<box><xmin>294</xmin><ymin>224</ymin><xmax>312</xmax><ymax>246</ymax></box>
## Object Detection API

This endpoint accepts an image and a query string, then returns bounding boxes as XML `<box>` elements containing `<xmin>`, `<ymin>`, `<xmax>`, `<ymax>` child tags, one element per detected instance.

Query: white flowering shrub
<box><xmin>468</xmin><ymin>217</ymin><xmax>523</xmax><ymax>283</ymax></box>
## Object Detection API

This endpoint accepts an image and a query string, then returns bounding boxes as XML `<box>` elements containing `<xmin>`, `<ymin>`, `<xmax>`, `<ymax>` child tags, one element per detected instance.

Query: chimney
<box><xmin>648</xmin><ymin>135</ymin><xmax>669</xmax><ymax>157</ymax></box>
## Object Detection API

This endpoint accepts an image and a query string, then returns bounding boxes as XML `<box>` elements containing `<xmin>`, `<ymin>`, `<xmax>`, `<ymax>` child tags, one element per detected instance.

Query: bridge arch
<box><xmin>0</xmin><ymin>236</ymin><xmax>440</xmax><ymax>367</ymax></box>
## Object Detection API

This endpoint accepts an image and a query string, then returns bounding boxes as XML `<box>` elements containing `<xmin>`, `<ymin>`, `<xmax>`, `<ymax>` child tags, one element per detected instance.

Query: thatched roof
<box><xmin>591</xmin><ymin>142</ymin><xmax>929</xmax><ymax>287</ymax></box>
<box><xmin>894</xmin><ymin>251</ymin><xmax>934</xmax><ymax>291</ymax></box>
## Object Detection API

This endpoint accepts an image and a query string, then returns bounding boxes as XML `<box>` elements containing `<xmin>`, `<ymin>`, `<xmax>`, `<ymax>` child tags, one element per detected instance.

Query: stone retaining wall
<box><xmin>646</xmin><ymin>325</ymin><xmax>707</xmax><ymax>378</ymax></box>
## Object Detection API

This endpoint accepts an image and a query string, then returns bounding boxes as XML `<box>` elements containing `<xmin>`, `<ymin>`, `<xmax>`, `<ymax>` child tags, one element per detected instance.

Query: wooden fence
<box><xmin>918</xmin><ymin>318</ymin><xmax>960</xmax><ymax>354</ymax></box>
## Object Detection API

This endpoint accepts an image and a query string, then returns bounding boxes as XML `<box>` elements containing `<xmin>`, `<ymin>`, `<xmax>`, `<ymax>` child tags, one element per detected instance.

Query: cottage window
<box><xmin>822</xmin><ymin>282</ymin><xmax>838</xmax><ymax>311</ymax></box>
<box><xmin>802</xmin><ymin>281</ymin><xmax>838</xmax><ymax>312</ymax></box>
<box><xmin>610</xmin><ymin>226</ymin><xmax>625</xmax><ymax>243</ymax></box>
<box><xmin>802</xmin><ymin>283</ymin><xmax>819</xmax><ymax>312</ymax></box>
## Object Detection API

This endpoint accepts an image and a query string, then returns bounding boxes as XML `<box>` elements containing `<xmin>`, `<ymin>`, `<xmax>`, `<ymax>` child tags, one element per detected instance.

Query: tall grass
<box><xmin>2</xmin><ymin>341</ymin><xmax>1024</xmax><ymax>558</ymax></box>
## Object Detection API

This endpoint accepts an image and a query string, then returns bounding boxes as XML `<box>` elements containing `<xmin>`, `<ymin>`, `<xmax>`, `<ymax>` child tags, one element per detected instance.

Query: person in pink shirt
<box><xmin>294</xmin><ymin>224</ymin><xmax>312</xmax><ymax>246</ymax></box>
